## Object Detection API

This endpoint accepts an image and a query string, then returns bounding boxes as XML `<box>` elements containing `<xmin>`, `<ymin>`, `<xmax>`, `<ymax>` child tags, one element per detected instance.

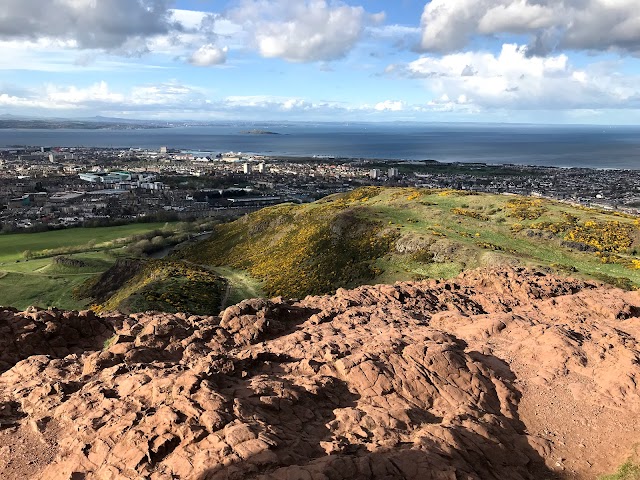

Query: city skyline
<box><xmin>1</xmin><ymin>0</ymin><xmax>640</xmax><ymax>124</ymax></box>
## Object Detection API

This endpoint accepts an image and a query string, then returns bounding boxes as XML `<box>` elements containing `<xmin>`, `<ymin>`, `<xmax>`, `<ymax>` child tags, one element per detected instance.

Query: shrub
<box><xmin>182</xmin><ymin>202</ymin><xmax>398</xmax><ymax>298</ymax></box>
<box><xmin>506</xmin><ymin>198</ymin><xmax>547</xmax><ymax>220</ymax></box>
<box><xmin>451</xmin><ymin>208</ymin><xmax>489</xmax><ymax>221</ymax></box>
<box><xmin>564</xmin><ymin>221</ymin><xmax>634</xmax><ymax>253</ymax></box>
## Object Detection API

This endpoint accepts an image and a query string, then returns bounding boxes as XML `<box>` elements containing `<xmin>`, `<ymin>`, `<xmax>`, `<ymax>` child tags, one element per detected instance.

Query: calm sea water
<box><xmin>1</xmin><ymin>123</ymin><xmax>640</xmax><ymax>169</ymax></box>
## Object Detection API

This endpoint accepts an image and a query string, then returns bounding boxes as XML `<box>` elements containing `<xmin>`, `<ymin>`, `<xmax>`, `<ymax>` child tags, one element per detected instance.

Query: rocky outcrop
<box><xmin>0</xmin><ymin>267</ymin><xmax>639</xmax><ymax>480</ymax></box>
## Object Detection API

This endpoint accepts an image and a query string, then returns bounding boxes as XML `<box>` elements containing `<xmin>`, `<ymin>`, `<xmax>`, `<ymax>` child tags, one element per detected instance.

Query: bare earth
<box><xmin>0</xmin><ymin>267</ymin><xmax>638</xmax><ymax>480</ymax></box>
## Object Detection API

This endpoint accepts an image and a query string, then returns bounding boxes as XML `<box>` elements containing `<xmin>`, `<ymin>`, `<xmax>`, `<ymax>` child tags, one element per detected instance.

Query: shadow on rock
<box><xmin>0</xmin><ymin>308</ymin><xmax>115</xmax><ymax>373</ymax></box>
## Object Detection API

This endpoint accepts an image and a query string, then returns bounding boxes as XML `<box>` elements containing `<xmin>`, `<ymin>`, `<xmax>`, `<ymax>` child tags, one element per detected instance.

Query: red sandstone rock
<box><xmin>0</xmin><ymin>267</ymin><xmax>638</xmax><ymax>480</ymax></box>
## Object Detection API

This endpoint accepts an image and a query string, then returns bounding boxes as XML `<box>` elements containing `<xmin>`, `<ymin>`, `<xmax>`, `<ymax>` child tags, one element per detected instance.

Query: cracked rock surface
<box><xmin>0</xmin><ymin>267</ymin><xmax>639</xmax><ymax>480</ymax></box>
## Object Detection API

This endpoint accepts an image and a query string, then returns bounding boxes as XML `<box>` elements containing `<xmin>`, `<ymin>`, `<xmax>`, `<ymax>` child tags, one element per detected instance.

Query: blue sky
<box><xmin>1</xmin><ymin>0</ymin><xmax>640</xmax><ymax>124</ymax></box>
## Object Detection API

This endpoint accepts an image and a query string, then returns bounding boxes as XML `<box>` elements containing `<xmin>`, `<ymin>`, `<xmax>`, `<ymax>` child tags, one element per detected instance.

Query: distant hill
<box><xmin>0</xmin><ymin>114</ymin><xmax>168</xmax><ymax>129</ymax></box>
<box><xmin>175</xmin><ymin>187</ymin><xmax>640</xmax><ymax>299</ymax></box>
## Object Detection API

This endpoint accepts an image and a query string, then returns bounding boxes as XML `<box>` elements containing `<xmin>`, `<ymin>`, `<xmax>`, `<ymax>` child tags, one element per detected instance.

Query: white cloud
<box><xmin>375</xmin><ymin>100</ymin><xmax>405</xmax><ymax>112</ymax></box>
<box><xmin>129</xmin><ymin>83</ymin><xmax>208</xmax><ymax>108</ymax></box>
<box><xmin>189</xmin><ymin>45</ymin><xmax>228</xmax><ymax>66</ymax></box>
<box><xmin>420</xmin><ymin>0</ymin><xmax>640</xmax><ymax>55</ymax></box>
<box><xmin>45</xmin><ymin>81</ymin><xmax>125</xmax><ymax>106</ymax></box>
<box><xmin>228</xmin><ymin>0</ymin><xmax>384</xmax><ymax>62</ymax></box>
<box><xmin>0</xmin><ymin>94</ymin><xmax>47</xmax><ymax>109</ymax></box>
<box><xmin>223</xmin><ymin>95</ymin><xmax>314</xmax><ymax>111</ymax></box>
<box><xmin>0</xmin><ymin>81</ymin><xmax>436</xmax><ymax>119</ymax></box>
<box><xmin>392</xmin><ymin>44</ymin><xmax>640</xmax><ymax>111</ymax></box>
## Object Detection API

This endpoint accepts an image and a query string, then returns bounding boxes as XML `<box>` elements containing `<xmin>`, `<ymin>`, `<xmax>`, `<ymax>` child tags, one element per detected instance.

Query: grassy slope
<box><xmin>96</xmin><ymin>260</ymin><xmax>227</xmax><ymax>316</ymax></box>
<box><xmin>0</xmin><ymin>223</ymin><xmax>173</xmax><ymax>310</ymax></box>
<box><xmin>211</xmin><ymin>266</ymin><xmax>265</xmax><ymax>308</ymax></box>
<box><xmin>180</xmin><ymin>187</ymin><xmax>640</xmax><ymax>299</ymax></box>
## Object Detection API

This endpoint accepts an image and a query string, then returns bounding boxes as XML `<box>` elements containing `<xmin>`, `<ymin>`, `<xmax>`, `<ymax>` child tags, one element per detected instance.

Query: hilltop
<box><xmin>0</xmin><ymin>267</ymin><xmax>638</xmax><ymax>479</ymax></box>
<box><xmin>175</xmin><ymin>187</ymin><xmax>640</xmax><ymax>301</ymax></box>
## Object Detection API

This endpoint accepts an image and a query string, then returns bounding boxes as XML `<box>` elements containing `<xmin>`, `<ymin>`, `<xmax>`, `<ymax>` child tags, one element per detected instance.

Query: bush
<box><xmin>592</xmin><ymin>273</ymin><xmax>634</xmax><ymax>291</ymax></box>
<box><xmin>506</xmin><ymin>198</ymin><xmax>547</xmax><ymax>220</ymax></box>
<box><xmin>565</xmin><ymin>221</ymin><xmax>634</xmax><ymax>253</ymax></box>
<box><xmin>451</xmin><ymin>208</ymin><xmax>489</xmax><ymax>221</ymax></box>
<box><xmin>181</xmin><ymin>202</ymin><xmax>398</xmax><ymax>298</ymax></box>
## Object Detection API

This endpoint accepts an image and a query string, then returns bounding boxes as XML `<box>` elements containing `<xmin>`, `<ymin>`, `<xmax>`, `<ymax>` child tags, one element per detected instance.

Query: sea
<box><xmin>1</xmin><ymin>122</ymin><xmax>640</xmax><ymax>170</ymax></box>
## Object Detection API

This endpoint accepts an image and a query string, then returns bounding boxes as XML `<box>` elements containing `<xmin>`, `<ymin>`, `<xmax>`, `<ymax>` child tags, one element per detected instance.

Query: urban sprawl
<box><xmin>1</xmin><ymin>145</ymin><xmax>639</xmax><ymax>231</ymax></box>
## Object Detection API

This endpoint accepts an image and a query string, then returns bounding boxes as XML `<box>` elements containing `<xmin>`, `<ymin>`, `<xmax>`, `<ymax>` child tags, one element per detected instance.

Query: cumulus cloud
<box><xmin>228</xmin><ymin>0</ymin><xmax>384</xmax><ymax>62</ymax></box>
<box><xmin>45</xmin><ymin>81</ymin><xmax>126</xmax><ymax>106</ymax></box>
<box><xmin>391</xmin><ymin>44</ymin><xmax>640</xmax><ymax>111</ymax></box>
<box><xmin>0</xmin><ymin>0</ymin><xmax>181</xmax><ymax>51</ymax></box>
<box><xmin>0</xmin><ymin>81</ymin><xmax>431</xmax><ymax>119</ymax></box>
<box><xmin>375</xmin><ymin>100</ymin><xmax>404</xmax><ymax>111</ymax></box>
<box><xmin>420</xmin><ymin>0</ymin><xmax>640</xmax><ymax>55</ymax></box>
<box><xmin>189</xmin><ymin>44</ymin><xmax>228</xmax><ymax>66</ymax></box>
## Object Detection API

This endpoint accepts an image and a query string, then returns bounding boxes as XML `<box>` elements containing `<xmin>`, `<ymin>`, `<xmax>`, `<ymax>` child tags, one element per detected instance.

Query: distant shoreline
<box><xmin>1</xmin><ymin>124</ymin><xmax>639</xmax><ymax>169</ymax></box>
<box><xmin>0</xmin><ymin>121</ymin><xmax>168</xmax><ymax>130</ymax></box>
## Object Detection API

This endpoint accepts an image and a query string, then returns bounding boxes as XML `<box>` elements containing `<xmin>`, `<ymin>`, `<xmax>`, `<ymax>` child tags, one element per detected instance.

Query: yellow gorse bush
<box><xmin>506</xmin><ymin>198</ymin><xmax>547</xmax><ymax>220</ymax></box>
<box><xmin>565</xmin><ymin>220</ymin><xmax>634</xmax><ymax>253</ymax></box>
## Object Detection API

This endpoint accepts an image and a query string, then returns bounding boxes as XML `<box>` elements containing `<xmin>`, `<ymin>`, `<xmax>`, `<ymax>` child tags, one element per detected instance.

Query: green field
<box><xmin>0</xmin><ymin>252</ymin><xmax>115</xmax><ymax>310</ymax></box>
<box><xmin>0</xmin><ymin>223</ymin><xmax>171</xmax><ymax>263</ymax></box>
<box><xmin>177</xmin><ymin>187</ymin><xmax>640</xmax><ymax>299</ymax></box>
<box><xmin>0</xmin><ymin>223</ymin><xmax>175</xmax><ymax>310</ymax></box>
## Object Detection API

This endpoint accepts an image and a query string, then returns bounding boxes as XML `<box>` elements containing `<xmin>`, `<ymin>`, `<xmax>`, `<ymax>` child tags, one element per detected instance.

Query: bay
<box><xmin>1</xmin><ymin>122</ymin><xmax>639</xmax><ymax>169</ymax></box>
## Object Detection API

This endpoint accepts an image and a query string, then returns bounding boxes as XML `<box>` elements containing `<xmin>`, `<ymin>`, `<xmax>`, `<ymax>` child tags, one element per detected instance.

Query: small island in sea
<box><xmin>240</xmin><ymin>129</ymin><xmax>281</xmax><ymax>135</ymax></box>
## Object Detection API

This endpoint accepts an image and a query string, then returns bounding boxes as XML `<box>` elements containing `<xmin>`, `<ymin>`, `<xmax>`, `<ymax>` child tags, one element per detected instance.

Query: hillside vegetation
<box><xmin>180</xmin><ymin>187</ymin><xmax>640</xmax><ymax>298</ymax></box>
<box><xmin>0</xmin><ymin>222</ymin><xmax>213</xmax><ymax>310</ymax></box>
<box><xmin>87</xmin><ymin>259</ymin><xmax>227</xmax><ymax>315</ymax></box>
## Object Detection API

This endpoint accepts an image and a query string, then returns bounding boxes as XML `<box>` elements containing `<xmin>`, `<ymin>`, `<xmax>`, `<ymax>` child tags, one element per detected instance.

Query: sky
<box><xmin>1</xmin><ymin>0</ymin><xmax>640</xmax><ymax>124</ymax></box>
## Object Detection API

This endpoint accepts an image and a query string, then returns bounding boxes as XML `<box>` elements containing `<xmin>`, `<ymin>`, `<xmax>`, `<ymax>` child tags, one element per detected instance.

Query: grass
<box><xmin>0</xmin><ymin>223</ymin><xmax>177</xmax><ymax>310</ymax></box>
<box><xmin>103</xmin><ymin>335</ymin><xmax>117</xmax><ymax>351</ymax></box>
<box><xmin>600</xmin><ymin>461</ymin><xmax>640</xmax><ymax>480</ymax></box>
<box><xmin>6</xmin><ymin>188</ymin><xmax>640</xmax><ymax>310</ymax></box>
<box><xmin>0</xmin><ymin>222</ymin><xmax>171</xmax><ymax>263</ymax></box>
<box><xmin>176</xmin><ymin>187</ymin><xmax>640</xmax><ymax>300</ymax></box>
<box><xmin>96</xmin><ymin>260</ymin><xmax>227</xmax><ymax>316</ymax></box>
<box><xmin>0</xmin><ymin>252</ymin><xmax>117</xmax><ymax>310</ymax></box>
<box><xmin>211</xmin><ymin>266</ymin><xmax>265</xmax><ymax>307</ymax></box>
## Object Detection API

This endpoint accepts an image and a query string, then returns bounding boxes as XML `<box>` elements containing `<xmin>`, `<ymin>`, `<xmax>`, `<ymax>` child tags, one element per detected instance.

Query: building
<box><xmin>370</xmin><ymin>169</ymin><xmax>382</xmax><ymax>180</ymax></box>
<box><xmin>243</xmin><ymin>163</ymin><xmax>252</xmax><ymax>174</ymax></box>
<box><xmin>388</xmin><ymin>167</ymin><xmax>400</xmax><ymax>179</ymax></box>
<box><xmin>79</xmin><ymin>171</ymin><xmax>131</xmax><ymax>184</ymax></box>
<box><xmin>258</xmin><ymin>163</ymin><xmax>268</xmax><ymax>174</ymax></box>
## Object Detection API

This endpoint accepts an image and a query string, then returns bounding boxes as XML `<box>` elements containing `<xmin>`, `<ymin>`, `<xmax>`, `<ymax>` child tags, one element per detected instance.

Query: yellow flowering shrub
<box><xmin>564</xmin><ymin>221</ymin><xmax>634</xmax><ymax>253</ymax></box>
<box><xmin>506</xmin><ymin>198</ymin><xmax>547</xmax><ymax>220</ymax></box>
<box><xmin>451</xmin><ymin>208</ymin><xmax>489</xmax><ymax>221</ymax></box>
